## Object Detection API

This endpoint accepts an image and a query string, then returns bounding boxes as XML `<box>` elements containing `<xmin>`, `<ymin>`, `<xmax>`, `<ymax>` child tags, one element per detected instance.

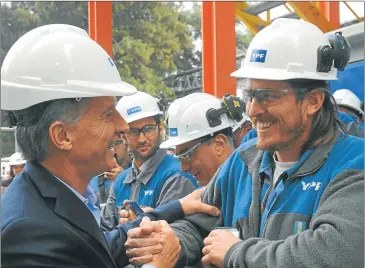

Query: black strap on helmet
<box><xmin>154</xmin><ymin>92</ymin><xmax>170</xmax><ymax>114</ymax></box>
<box><xmin>3</xmin><ymin>101</ymin><xmax>53</xmax><ymax>128</ymax></box>
<box><xmin>206</xmin><ymin>94</ymin><xmax>245</xmax><ymax>128</ymax></box>
<box><xmin>317</xmin><ymin>31</ymin><xmax>351</xmax><ymax>73</ymax></box>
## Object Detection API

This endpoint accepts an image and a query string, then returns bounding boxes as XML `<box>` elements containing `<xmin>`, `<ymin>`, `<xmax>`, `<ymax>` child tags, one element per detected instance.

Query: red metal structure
<box><xmin>201</xmin><ymin>2</ymin><xmax>237</xmax><ymax>98</ymax></box>
<box><xmin>318</xmin><ymin>2</ymin><xmax>340</xmax><ymax>29</ymax></box>
<box><xmin>88</xmin><ymin>1</ymin><xmax>113</xmax><ymax>57</ymax></box>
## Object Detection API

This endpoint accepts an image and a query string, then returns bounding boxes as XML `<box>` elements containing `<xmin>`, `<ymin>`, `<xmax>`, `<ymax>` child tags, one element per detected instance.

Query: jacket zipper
<box><xmin>260</xmin><ymin>158</ymin><xmax>327</xmax><ymax>236</ymax></box>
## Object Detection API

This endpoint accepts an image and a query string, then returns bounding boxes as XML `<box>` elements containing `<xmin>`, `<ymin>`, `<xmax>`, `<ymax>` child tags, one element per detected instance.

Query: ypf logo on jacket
<box><xmin>301</xmin><ymin>181</ymin><xmax>322</xmax><ymax>191</ymax></box>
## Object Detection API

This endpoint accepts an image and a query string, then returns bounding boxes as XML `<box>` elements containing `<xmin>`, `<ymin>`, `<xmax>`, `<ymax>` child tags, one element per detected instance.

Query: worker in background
<box><xmin>89</xmin><ymin>135</ymin><xmax>132</xmax><ymax>205</ymax></box>
<box><xmin>125</xmin><ymin>18</ymin><xmax>364</xmax><ymax>268</ymax></box>
<box><xmin>1</xmin><ymin>152</ymin><xmax>26</xmax><ymax>188</ymax></box>
<box><xmin>166</xmin><ymin>147</ymin><xmax>176</xmax><ymax>155</ymax></box>
<box><xmin>161</xmin><ymin>93</ymin><xmax>235</xmax><ymax>186</ymax></box>
<box><xmin>232</xmin><ymin>109</ymin><xmax>253</xmax><ymax>148</ymax></box>
<box><xmin>100</xmin><ymin>91</ymin><xmax>198</xmax><ymax>231</ymax></box>
<box><xmin>333</xmin><ymin>88</ymin><xmax>364</xmax><ymax>136</ymax></box>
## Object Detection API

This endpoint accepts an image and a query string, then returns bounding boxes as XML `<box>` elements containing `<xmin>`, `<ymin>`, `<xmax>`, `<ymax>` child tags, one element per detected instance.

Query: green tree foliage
<box><xmin>112</xmin><ymin>2</ymin><xmax>194</xmax><ymax>98</ymax></box>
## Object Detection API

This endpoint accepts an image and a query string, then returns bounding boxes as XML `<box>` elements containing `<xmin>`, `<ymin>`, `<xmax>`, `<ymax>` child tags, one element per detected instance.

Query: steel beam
<box><xmin>202</xmin><ymin>2</ymin><xmax>237</xmax><ymax>98</ymax></box>
<box><xmin>319</xmin><ymin>1</ymin><xmax>340</xmax><ymax>29</ymax></box>
<box><xmin>88</xmin><ymin>2</ymin><xmax>113</xmax><ymax>57</ymax></box>
<box><xmin>288</xmin><ymin>2</ymin><xmax>337</xmax><ymax>32</ymax></box>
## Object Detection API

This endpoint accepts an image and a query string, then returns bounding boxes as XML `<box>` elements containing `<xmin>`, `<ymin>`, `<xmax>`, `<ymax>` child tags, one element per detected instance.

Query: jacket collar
<box><xmin>124</xmin><ymin>149</ymin><xmax>167</xmax><ymax>185</ymax></box>
<box><xmin>241</xmin><ymin>132</ymin><xmax>339</xmax><ymax>178</ymax></box>
<box><xmin>23</xmin><ymin>161</ymin><xmax>115</xmax><ymax>263</ymax></box>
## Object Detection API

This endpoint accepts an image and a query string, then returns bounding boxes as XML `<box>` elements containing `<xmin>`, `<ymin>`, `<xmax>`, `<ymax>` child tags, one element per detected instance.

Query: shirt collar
<box><xmin>54</xmin><ymin>176</ymin><xmax>98</xmax><ymax>206</ymax></box>
<box><xmin>124</xmin><ymin>149</ymin><xmax>167</xmax><ymax>185</ymax></box>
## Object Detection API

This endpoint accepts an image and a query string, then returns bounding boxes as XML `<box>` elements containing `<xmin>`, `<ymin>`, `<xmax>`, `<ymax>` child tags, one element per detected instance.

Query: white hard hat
<box><xmin>160</xmin><ymin>93</ymin><xmax>235</xmax><ymax>149</ymax></box>
<box><xmin>116</xmin><ymin>91</ymin><xmax>163</xmax><ymax>123</ymax></box>
<box><xmin>333</xmin><ymin>89</ymin><xmax>363</xmax><ymax>116</ymax></box>
<box><xmin>232</xmin><ymin>111</ymin><xmax>251</xmax><ymax>132</ymax></box>
<box><xmin>231</xmin><ymin>19</ymin><xmax>340</xmax><ymax>81</ymax></box>
<box><xmin>1</xmin><ymin>24</ymin><xmax>137</xmax><ymax>111</ymax></box>
<box><xmin>9</xmin><ymin>152</ymin><xmax>26</xmax><ymax>166</ymax></box>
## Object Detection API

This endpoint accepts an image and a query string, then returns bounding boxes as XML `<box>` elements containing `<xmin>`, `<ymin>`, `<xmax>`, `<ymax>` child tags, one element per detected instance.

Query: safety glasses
<box><xmin>174</xmin><ymin>136</ymin><xmax>212</xmax><ymax>162</ymax></box>
<box><xmin>127</xmin><ymin>124</ymin><xmax>159</xmax><ymax>139</ymax></box>
<box><xmin>242</xmin><ymin>88</ymin><xmax>308</xmax><ymax>107</ymax></box>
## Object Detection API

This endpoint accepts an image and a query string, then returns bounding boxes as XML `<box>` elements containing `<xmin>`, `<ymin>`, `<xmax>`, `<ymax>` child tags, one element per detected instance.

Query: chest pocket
<box><xmin>260</xmin><ymin>177</ymin><xmax>328</xmax><ymax>239</ymax></box>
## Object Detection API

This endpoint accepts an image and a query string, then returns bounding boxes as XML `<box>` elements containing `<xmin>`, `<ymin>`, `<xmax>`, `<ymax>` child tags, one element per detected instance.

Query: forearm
<box><xmin>145</xmin><ymin>200</ymin><xmax>184</xmax><ymax>223</ymax></box>
<box><xmin>172</xmin><ymin>213</ymin><xmax>222</xmax><ymax>265</ymax></box>
<box><xmin>104</xmin><ymin>226</ymin><xmax>130</xmax><ymax>267</ymax></box>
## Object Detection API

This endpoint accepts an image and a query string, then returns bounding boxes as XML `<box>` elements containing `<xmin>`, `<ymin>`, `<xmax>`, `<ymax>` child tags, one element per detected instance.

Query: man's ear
<box><xmin>306</xmin><ymin>89</ymin><xmax>325</xmax><ymax>116</ymax></box>
<box><xmin>213</xmin><ymin>134</ymin><xmax>227</xmax><ymax>157</ymax></box>
<box><xmin>48</xmin><ymin>121</ymin><xmax>75</xmax><ymax>151</ymax></box>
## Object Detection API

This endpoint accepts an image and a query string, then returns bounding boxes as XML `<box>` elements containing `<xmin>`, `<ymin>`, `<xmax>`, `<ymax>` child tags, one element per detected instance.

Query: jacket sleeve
<box><xmin>224</xmin><ymin>167</ymin><xmax>364</xmax><ymax>268</ymax></box>
<box><xmin>170</xmin><ymin>171</ymin><xmax>224</xmax><ymax>266</ymax></box>
<box><xmin>156</xmin><ymin>174</ymin><xmax>197</xmax><ymax>206</ymax></box>
<box><xmin>1</xmin><ymin>218</ymin><xmax>89</xmax><ymax>267</ymax></box>
<box><xmin>100</xmin><ymin>180</ymin><xmax>119</xmax><ymax>231</ymax></box>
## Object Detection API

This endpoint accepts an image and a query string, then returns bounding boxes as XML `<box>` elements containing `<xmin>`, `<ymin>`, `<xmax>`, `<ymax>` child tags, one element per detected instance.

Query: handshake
<box><xmin>125</xmin><ymin>217</ymin><xmax>180</xmax><ymax>268</ymax></box>
<box><xmin>122</xmin><ymin>188</ymin><xmax>222</xmax><ymax>268</ymax></box>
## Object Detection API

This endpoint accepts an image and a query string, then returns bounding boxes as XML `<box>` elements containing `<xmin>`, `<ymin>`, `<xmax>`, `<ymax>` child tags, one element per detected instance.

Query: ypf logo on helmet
<box><xmin>250</xmin><ymin>49</ymin><xmax>267</xmax><ymax>63</ymax></box>
<box><xmin>127</xmin><ymin>106</ymin><xmax>142</xmax><ymax>115</ymax></box>
<box><xmin>169</xmin><ymin>128</ymin><xmax>178</xmax><ymax>137</ymax></box>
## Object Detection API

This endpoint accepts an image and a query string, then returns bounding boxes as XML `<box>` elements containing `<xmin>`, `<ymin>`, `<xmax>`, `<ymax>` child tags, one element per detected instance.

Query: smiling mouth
<box><xmin>256</xmin><ymin>121</ymin><xmax>273</xmax><ymax>131</ymax></box>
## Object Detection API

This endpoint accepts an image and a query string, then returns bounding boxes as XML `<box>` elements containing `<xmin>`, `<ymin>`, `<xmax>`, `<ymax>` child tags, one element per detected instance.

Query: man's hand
<box><xmin>125</xmin><ymin>217</ymin><xmax>164</xmax><ymax>264</ymax></box>
<box><xmin>179</xmin><ymin>187</ymin><xmax>220</xmax><ymax>216</ymax></box>
<box><xmin>201</xmin><ymin>230</ymin><xmax>241</xmax><ymax>267</ymax></box>
<box><xmin>104</xmin><ymin>164</ymin><xmax>123</xmax><ymax>180</ymax></box>
<box><xmin>125</xmin><ymin>219</ymin><xmax>180</xmax><ymax>267</ymax></box>
<box><xmin>143</xmin><ymin>221</ymin><xmax>181</xmax><ymax>268</ymax></box>
<box><xmin>119</xmin><ymin>200</ymin><xmax>154</xmax><ymax>224</ymax></box>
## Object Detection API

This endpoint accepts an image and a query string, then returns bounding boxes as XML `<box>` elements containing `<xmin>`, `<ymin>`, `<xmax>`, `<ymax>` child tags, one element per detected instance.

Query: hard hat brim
<box><xmin>1</xmin><ymin>80</ymin><xmax>138</xmax><ymax>111</ymax></box>
<box><xmin>160</xmin><ymin>138</ymin><xmax>186</xmax><ymax>149</ymax></box>
<box><xmin>9</xmin><ymin>160</ymin><xmax>26</xmax><ymax>166</ymax></box>
<box><xmin>231</xmin><ymin>66</ymin><xmax>338</xmax><ymax>81</ymax></box>
<box><xmin>125</xmin><ymin>111</ymin><xmax>164</xmax><ymax>124</ymax></box>
<box><xmin>338</xmin><ymin>103</ymin><xmax>364</xmax><ymax>116</ymax></box>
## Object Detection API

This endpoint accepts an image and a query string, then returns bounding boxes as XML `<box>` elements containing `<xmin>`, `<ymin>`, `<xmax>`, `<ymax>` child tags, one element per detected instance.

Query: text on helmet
<box><xmin>169</xmin><ymin>128</ymin><xmax>178</xmax><ymax>137</ymax></box>
<box><xmin>127</xmin><ymin>106</ymin><xmax>142</xmax><ymax>115</ymax></box>
<box><xmin>250</xmin><ymin>49</ymin><xmax>267</xmax><ymax>63</ymax></box>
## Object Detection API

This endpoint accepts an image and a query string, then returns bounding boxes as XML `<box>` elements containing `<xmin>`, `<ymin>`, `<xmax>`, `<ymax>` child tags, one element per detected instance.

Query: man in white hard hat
<box><xmin>1</xmin><ymin>24</ymin><xmax>220</xmax><ymax>268</ymax></box>
<box><xmin>160</xmin><ymin>93</ymin><xmax>237</xmax><ymax>186</ymax></box>
<box><xmin>100</xmin><ymin>91</ymin><xmax>198</xmax><ymax>230</ymax></box>
<box><xmin>333</xmin><ymin>89</ymin><xmax>364</xmax><ymax>136</ymax></box>
<box><xmin>1</xmin><ymin>152</ymin><xmax>26</xmax><ymax>188</ymax></box>
<box><xmin>125</xmin><ymin>18</ymin><xmax>364</xmax><ymax>268</ymax></box>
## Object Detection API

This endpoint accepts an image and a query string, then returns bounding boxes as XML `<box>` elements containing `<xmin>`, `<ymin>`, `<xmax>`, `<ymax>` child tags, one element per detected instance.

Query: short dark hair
<box><xmin>15</xmin><ymin>98</ymin><xmax>91</xmax><ymax>162</ymax></box>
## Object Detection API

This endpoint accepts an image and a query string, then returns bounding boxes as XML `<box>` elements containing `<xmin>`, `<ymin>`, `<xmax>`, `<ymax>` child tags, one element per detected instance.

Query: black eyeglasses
<box><xmin>242</xmin><ymin>88</ymin><xmax>308</xmax><ymax>107</ymax></box>
<box><xmin>127</xmin><ymin>124</ymin><xmax>159</xmax><ymax>139</ymax></box>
